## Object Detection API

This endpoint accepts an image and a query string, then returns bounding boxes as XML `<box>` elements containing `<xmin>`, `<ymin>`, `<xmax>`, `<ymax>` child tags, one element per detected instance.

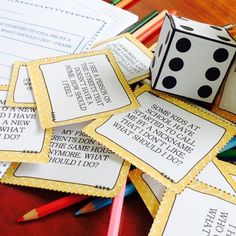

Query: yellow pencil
<box><xmin>116</xmin><ymin>0</ymin><xmax>136</xmax><ymax>8</ymax></box>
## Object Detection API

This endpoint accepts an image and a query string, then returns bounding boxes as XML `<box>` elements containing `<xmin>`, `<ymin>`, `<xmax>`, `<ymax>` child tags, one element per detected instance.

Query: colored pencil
<box><xmin>127</xmin><ymin>10</ymin><xmax>159</xmax><ymax>34</ymax></box>
<box><xmin>132</xmin><ymin>9</ymin><xmax>168</xmax><ymax>39</ymax></box>
<box><xmin>133</xmin><ymin>9</ymin><xmax>177</xmax><ymax>42</ymax></box>
<box><xmin>75</xmin><ymin>183</ymin><xmax>136</xmax><ymax>216</ymax></box>
<box><xmin>107</xmin><ymin>183</ymin><xmax>126</xmax><ymax>236</ymax></box>
<box><xmin>116</xmin><ymin>0</ymin><xmax>135</xmax><ymax>8</ymax></box>
<box><xmin>17</xmin><ymin>194</ymin><xmax>90</xmax><ymax>222</ymax></box>
<box><xmin>111</xmin><ymin>0</ymin><xmax>121</xmax><ymax>5</ymax></box>
<box><xmin>219</xmin><ymin>137</ymin><xmax>236</xmax><ymax>153</ymax></box>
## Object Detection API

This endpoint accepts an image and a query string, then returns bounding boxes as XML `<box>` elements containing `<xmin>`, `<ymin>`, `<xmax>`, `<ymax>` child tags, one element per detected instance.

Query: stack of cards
<box><xmin>0</xmin><ymin>34</ymin><xmax>154</xmax><ymax>198</ymax></box>
<box><xmin>0</xmin><ymin>17</ymin><xmax>236</xmax><ymax>235</ymax></box>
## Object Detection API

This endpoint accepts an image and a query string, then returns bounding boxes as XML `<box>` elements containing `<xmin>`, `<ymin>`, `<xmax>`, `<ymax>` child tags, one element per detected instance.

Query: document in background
<box><xmin>0</xmin><ymin>0</ymin><xmax>138</xmax><ymax>86</ymax></box>
<box><xmin>68</xmin><ymin>0</ymin><xmax>139</xmax><ymax>42</ymax></box>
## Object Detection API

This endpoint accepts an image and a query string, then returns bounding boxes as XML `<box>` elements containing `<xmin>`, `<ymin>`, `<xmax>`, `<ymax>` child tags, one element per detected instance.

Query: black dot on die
<box><xmin>151</xmin><ymin>55</ymin><xmax>156</xmax><ymax>68</ymax></box>
<box><xmin>158</xmin><ymin>44</ymin><xmax>163</xmax><ymax>57</ymax></box>
<box><xmin>197</xmin><ymin>85</ymin><xmax>212</xmax><ymax>98</ymax></box>
<box><xmin>217</xmin><ymin>35</ymin><xmax>231</xmax><ymax>41</ymax></box>
<box><xmin>213</xmin><ymin>48</ymin><xmax>229</xmax><ymax>62</ymax></box>
<box><xmin>162</xmin><ymin>76</ymin><xmax>177</xmax><ymax>89</ymax></box>
<box><xmin>177</xmin><ymin>16</ymin><xmax>189</xmax><ymax>21</ymax></box>
<box><xmin>169</xmin><ymin>58</ymin><xmax>184</xmax><ymax>71</ymax></box>
<box><xmin>180</xmin><ymin>25</ymin><xmax>194</xmax><ymax>31</ymax></box>
<box><xmin>205</xmin><ymin>67</ymin><xmax>221</xmax><ymax>81</ymax></box>
<box><xmin>165</xmin><ymin>31</ymin><xmax>170</xmax><ymax>44</ymax></box>
<box><xmin>210</xmin><ymin>26</ymin><xmax>222</xmax><ymax>31</ymax></box>
<box><xmin>176</xmin><ymin>38</ymin><xmax>191</xmax><ymax>53</ymax></box>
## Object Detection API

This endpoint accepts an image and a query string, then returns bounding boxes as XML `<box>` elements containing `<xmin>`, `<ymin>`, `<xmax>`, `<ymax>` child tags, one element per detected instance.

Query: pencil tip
<box><xmin>75</xmin><ymin>210</ymin><xmax>81</xmax><ymax>216</ymax></box>
<box><xmin>16</xmin><ymin>216</ymin><xmax>24</xmax><ymax>223</ymax></box>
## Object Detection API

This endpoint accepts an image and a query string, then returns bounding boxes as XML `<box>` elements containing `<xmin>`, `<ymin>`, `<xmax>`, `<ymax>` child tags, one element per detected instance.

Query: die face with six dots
<box><xmin>150</xmin><ymin>13</ymin><xmax>236</xmax><ymax>103</ymax></box>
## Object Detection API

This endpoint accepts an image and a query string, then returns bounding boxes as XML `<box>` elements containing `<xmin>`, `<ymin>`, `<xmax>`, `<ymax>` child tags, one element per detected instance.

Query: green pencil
<box><xmin>128</xmin><ymin>10</ymin><xmax>159</xmax><ymax>34</ymax></box>
<box><xmin>111</xmin><ymin>0</ymin><xmax>121</xmax><ymax>5</ymax></box>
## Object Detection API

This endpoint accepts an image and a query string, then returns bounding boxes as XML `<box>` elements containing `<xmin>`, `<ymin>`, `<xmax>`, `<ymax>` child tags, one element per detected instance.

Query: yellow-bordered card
<box><xmin>149</xmin><ymin>180</ymin><xmax>236</xmax><ymax>236</ymax></box>
<box><xmin>83</xmin><ymin>85</ymin><xmax>235</xmax><ymax>193</ymax></box>
<box><xmin>1</xmin><ymin>121</ymin><xmax>130</xmax><ymax>197</ymax></box>
<box><xmin>92</xmin><ymin>33</ymin><xmax>153</xmax><ymax>84</ymax></box>
<box><xmin>6</xmin><ymin>62</ymin><xmax>36</xmax><ymax>108</ymax></box>
<box><xmin>196</xmin><ymin>158</ymin><xmax>236</xmax><ymax>195</ymax></box>
<box><xmin>27</xmin><ymin>50</ymin><xmax>139</xmax><ymax>129</ymax></box>
<box><xmin>129</xmin><ymin>168</ymin><xmax>165</xmax><ymax>217</ymax></box>
<box><xmin>0</xmin><ymin>88</ymin><xmax>51</xmax><ymax>163</ymax></box>
<box><xmin>220</xmin><ymin>161</ymin><xmax>236</xmax><ymax>185</ymax></box>
<box><xmin>212</xmin><ymin>56</ymin><xmax>236</xmax><ymax>123</ymax></box>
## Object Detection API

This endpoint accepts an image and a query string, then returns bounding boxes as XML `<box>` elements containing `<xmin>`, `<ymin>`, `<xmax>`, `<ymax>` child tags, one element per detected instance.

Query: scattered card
<box><xmin>0</xmin><ymin>88</ymin><xmax>52</xmax><ymax>163</ymax></box>
<box><xmin>0</xmin><ymin>162</ymin><xmax>10</xmax><ymax>179</ymax></box>
<box><xmin>149</xmin><ymin>180</ymin><xmax>236</xmax><ymax>236</ymax></box>
<box><xmin>196</xmin><ymin>158</ymin><xmax>236</xmax><ymax>195</ymax></box>
<box><xmin>27</xmin><ymin>50</ymin><xmax>139</xmax><ymax>128</ymax></box>
<box><xmin>220</xmin><ymin>161</ymin><xmax>236</xmax><ymax>184</ymax></box>
<box><xmin>1</xmin><ymin>122</ymin><xmax>130</xmax><ymax>197</ymax></box>
<box><xmin>92</xmin><ymin>33</ymin><xmax>153</xmax><ymax>84</ymax></box>
<box><xmin>129</xmin><ymin>168</ymin><xmax>165</xmax><ymax>217</ymax></box>
<box><xmin>84</xmin><ymin>85</ymin><xmax>236</xmax><ymax>193</ymax></box>
<box><xmin>6</xmin><ymin>62</ymin><xmax>36</xmax><ymax>108</ymax></box>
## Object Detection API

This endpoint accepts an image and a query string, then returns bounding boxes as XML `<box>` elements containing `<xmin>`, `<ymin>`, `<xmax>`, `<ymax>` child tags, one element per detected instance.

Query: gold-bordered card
<box><xmin>27</xmin><ymin>50</ymin><xmax>139</xmax><ymax>129</ymax></box>
<box><xmin>212</xmin><ymin>55</ymin><xmax>236</xmax><ymax>123</ymax></box>
<box><xmin>1</xmin><ymin>122</ymin><xmax>130</xmax><ymax>197</ymax></box>
<box><xmin>6</xmin><ymin>62</ymin><xmax>36</xmax><ymax>108</ymax></box>
<box><xmin>148</xmin><ymin>180</ymin><xmax>236</xmax><ymax>236</ymax></box>
<box><xmin>219</xmin><ymin>161</ymin><xmax>236</xmax><ymax>184</ymax></box>
<box><xmin>129</xmin><ymin>168</ymin><xmax>165</xmax><ymax>217</ymax></box>
<box><xmin>92</xmin><ymin>33</ymin><xmax>153</xmax><ymax>84</ymax></box>
<box><xmin>83</xmin><ymin>85</ymin><xmax>236</xmax><ymax>193</ymax></box>
<box><xmin>196</xmin><ymin>158</ymin><xmax>236</xmax><ymax>196</ymax></box>
<box><xmin>0</xmin><ymin>88</ymin><xmax>52</xmax><ymax>163</ymax></box>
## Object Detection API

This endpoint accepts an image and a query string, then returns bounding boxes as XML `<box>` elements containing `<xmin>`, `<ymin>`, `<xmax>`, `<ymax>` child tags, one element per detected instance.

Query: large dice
<box><xmin>150</xmin><ymin>13</ymin><xmax>236</xmax><ymax>103</ymax></box>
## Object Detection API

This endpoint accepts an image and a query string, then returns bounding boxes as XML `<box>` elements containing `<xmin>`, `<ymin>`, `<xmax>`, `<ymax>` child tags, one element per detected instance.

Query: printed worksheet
<box><xmin>0</xmin><ymin>0</ymin><xmax>137</xmax><ymax>87</ymax></box>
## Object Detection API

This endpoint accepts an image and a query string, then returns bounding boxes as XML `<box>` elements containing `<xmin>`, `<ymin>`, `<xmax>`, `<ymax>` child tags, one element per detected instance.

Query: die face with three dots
<box><xmin>150</xmin><ymin>13</ymin><xmax>236</xmax><ymax>103</ymax></box>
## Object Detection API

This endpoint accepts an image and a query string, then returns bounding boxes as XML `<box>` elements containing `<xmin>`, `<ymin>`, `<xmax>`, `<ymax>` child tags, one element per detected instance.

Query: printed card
<box><xmin>0</xmin><ymin>162</ymin><xmax>10</xmax><ymax>179</ymax></box>
<box><xmin>1</xmin><ymin>122</ymin><xmax>130</xmax><ymax>197</ymax></box>
<box><xmin>220</xmin><ymin>161</ymin><xmax>236</xmax><ymax>184</ymax></box>
<box><xmin>212</xmin><ymin>55</ymin><xmax>236</xmax><ymax>123</ymax></box>
<box><xmin>196</xmin><ymin>158</ymin><xmax>236</xmax><ymax>195</ymax></box>
<box><xmin>0</xmin><ymin>88</ymin><xmax>51</xmax><ymax>163</ymax></box>
<box><xmin>129</xmin><ymin>169</ymin><xmax>165</xmax><ymax>217</ymax></box>
<box><xmin>149</xmin><ymin>181</ymin><xmax>236</xmax><ymax>236</ymax></box>
<box><xmin>6</xmin><ymin>62</ymin><xmax>36</xmax><ymax>108</ymax></box>
<box><xmin>92</xmin><ymin>33</ymin><xmax>153</xmax><ymax>84</ymax></box>
<box><xmin>27</xmin><ymin>50</ymin><xmax>139</xmax><ymax>128</ymax></box>
<box><xmin>84</xmin><ymin>85</ymin><xmax>235</xmax><ymax>193</ymax></box>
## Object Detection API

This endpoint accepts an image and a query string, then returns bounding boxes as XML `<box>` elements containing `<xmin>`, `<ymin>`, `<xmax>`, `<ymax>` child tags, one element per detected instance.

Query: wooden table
<box><xmin>1</xmin><ymin>1</ymin><xmax>235</xmax><ymax>236</ymax></box>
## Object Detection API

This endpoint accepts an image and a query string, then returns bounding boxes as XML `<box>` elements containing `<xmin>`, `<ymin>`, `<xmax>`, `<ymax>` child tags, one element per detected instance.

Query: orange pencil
<box><xmin>17</xmin><ymin>194</ymin><xmax>90</xmax><ymax>222</ymax></box>
<box><xmin>133</xmin><ymin>10</ymin><xmax>177</xmax><ymax>42</ymax></box>
<box><xmin>116</xmin><ymin>0</ymin><xmax>135</xmax><ymax>8</ymax></box>
<box><xmin>137</xmin><ymin>19</ymin><xmax>164</xmax><ymax>42</ymax></box>
<box><xmin>229</xmin><ymin>29</ymin><xmax>236</xmax><ymax>37</ymax></box>
<box><xmin>132</xmin><ymin>9</ymin><xmax>168</xmax><ymax>39</ymax></box>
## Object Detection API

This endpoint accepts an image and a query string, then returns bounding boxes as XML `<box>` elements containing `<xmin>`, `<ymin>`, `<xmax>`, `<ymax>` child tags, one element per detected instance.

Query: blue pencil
<box><xmin>75</xmin><ymin>183</ymin><xmax>136</xmax><ymax>216</ymax></box>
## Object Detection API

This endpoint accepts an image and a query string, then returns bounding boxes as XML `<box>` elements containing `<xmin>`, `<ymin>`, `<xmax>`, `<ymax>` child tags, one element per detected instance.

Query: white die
<box><xmin>150</xmin><ymin>13</ymin><xmax>236</xmax><ymax>103</ymax></box>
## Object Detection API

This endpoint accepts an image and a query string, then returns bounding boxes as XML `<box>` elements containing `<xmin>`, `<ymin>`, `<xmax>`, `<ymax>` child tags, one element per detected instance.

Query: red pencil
<box><xmin>17</xmin><ymin>194</ymin><xmax>90</xmax><ymax>222</ymax></box>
